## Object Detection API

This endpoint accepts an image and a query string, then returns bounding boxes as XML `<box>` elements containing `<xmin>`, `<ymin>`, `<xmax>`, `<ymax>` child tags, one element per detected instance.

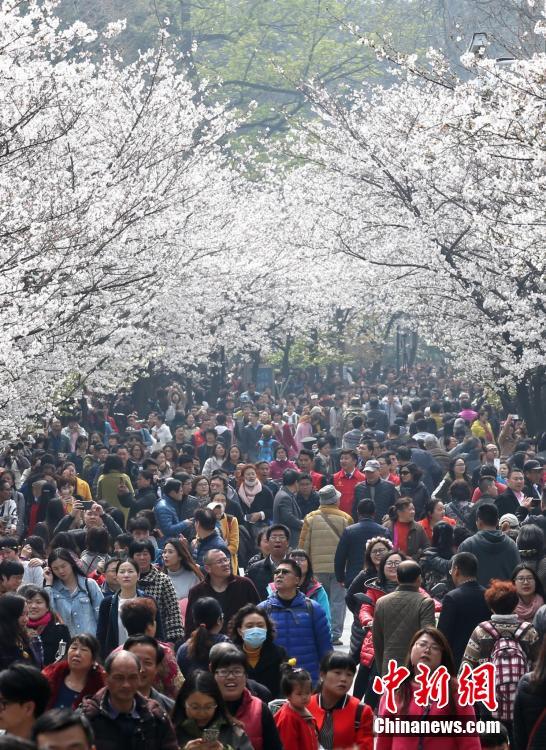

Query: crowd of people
<box><xmin>0</xmin><ymin>367</ymin><xmax>544</xmax><ymax>750</ymax></box>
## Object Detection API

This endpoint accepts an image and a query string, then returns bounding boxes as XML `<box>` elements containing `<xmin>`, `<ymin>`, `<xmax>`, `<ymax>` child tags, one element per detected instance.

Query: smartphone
<box><xmin>81</xmin><ymin>501</ymin><xmax>93</xmax><ymax>511</ymax></box>
<box><xmin>512</xmin><ymin>414</ymin><xmax>519</xmax><ymax>421</ymax></box>
<box><xmin>202</xmin><ymin>728</ymin><xmax>219</xmax><ymax>742</ymax></box>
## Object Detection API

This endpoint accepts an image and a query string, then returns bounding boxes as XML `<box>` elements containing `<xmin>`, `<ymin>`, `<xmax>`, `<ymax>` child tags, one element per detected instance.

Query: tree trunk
<box><xmin>515</xmin><ymin>368</ymin><xmax>546</xmax><ymax>437</ymax></box>
<box><xmin>281</xmin><ymin>336</ymin><xmax>293</xmax><ymax>381</ymax></box>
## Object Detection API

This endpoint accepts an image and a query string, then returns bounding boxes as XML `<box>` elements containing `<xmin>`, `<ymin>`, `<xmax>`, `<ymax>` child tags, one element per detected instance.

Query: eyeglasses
<box><xmin>371</xmin><ymin>548</ymin><xmax>388</xmax><ymax>556</ymax></box>
<box><xmin>515</xmin><ymin>577</ymin><xmax>534</xmax><ymax>584</ymax></box>
<box><xmin>269</xmin><ymin>535</ymin><xmax>287</xmax><ymax>542</ymax></box>
<box><xmin>215</xmin><ymin>668</ymin><xmax>245</xmax><ymax>678</ymax></box>
<box><xmin>274</xmin><ymin>568</ymin><xmax>293</xmax><ymax>576</ymax></box>
<box><xmin>415</xmin><ymin>640</ymin><xmax>442</xmax><ymax>654</ymax></box>
<box><xmin>399</xmin><ymin>470</ymin><xmax>410</xmax><ymax>475</ymax></box>
<box><xmin>385</xmin><ymin>561</ymin><xmax>401</xmax><ymax>568</ymax></box>
<box><xmin>185</xmin><ymin>702</ymin><xmax>217</xmax><ymax>713</ymax></box>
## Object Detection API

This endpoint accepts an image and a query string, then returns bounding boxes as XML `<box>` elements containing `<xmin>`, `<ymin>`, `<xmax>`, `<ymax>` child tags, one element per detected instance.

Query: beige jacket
<box><xmin>298</xmin><ymin>505</ymin><xmax>353</xmax><ymax>573</ymax></box>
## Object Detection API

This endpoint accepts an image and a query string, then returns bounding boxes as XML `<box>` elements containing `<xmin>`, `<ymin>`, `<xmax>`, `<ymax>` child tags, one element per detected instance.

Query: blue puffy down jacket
<box><xmin>258</xmin><ymin>591</ymin><xmax>333</xmax><ymax>682</ymax></box>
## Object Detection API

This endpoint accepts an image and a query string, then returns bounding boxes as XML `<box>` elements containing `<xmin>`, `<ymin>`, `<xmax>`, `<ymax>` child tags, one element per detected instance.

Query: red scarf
<box><xmin>27</xmin><ymin>611</ymin><xmax>53</xmax><ymax>633</ymax></box>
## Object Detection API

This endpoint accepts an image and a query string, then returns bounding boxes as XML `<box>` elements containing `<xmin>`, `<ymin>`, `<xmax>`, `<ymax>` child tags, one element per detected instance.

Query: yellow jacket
<box><xmin>219</xmin><ymin>514</ymin><xmax>239</xmax><ymax>574</ymax></box>
<box><xmin>298</xmin><ymin>506</ymin><xmax>353</xmax><ymax>574</ymax></box>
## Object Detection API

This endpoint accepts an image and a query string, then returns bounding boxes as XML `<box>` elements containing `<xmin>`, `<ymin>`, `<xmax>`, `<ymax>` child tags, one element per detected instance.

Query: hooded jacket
<box><xmin>458</xmin><ymin>529</ymin><xmax>521</xmax><ymax>587</ymax></box>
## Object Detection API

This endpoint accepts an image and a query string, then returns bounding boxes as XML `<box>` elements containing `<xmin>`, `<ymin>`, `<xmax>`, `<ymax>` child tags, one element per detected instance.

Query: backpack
<box><xmin>480</xmin><ymin>620</ymin><xmax>532</xmax><ymax>722</ymax></box>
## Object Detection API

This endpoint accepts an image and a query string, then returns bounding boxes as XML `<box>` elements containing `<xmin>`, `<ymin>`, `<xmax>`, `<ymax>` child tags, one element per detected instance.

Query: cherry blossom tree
<box><xmin>270</xmin><ymin>44</ymin><xmax>546</xmax><ymax>432</ymax></box>
<box><xmin>0</xmin><ymin>0</ymin><xmax>242</xmax><ymax>433</ymax></box>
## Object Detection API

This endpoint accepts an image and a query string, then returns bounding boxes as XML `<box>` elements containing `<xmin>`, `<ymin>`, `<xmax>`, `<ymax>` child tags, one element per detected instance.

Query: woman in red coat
<box><xmin>375</xmin><ymin>627</ymin><xmax>481</xmax><ymax>750</ymax></box>
<box><xmin>42</xmin><ymin>634</ymin><xmax>105</xmax><ymax>709</ymax></box>
<box><xmin>308</xmin><ymin>653</ymin><xmax>373</xmax><ymax>750</ymax></box>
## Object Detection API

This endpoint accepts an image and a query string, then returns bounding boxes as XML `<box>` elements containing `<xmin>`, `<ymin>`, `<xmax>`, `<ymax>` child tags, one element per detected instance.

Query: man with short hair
<box><xmin>185</xmin><ymin>548</ymin><xmax>259</xmax><ymax>634</ymax></box>
<box><xmin>246</xmin><ymin>524</ymin><xmax>290</xmax><ymax>599</ymax></box>
<box><xmin>0</xmin><ymin>664</ymin><xmax>50</xmax><ymax>740</ymax></box>
<box><xmin>342</xmin><ymin>416</ymin><xmax>364</xmax><ymax>451</ymax></box>
<box><xmin>258</xmin><ymin>558</ymin><xmax>332</xmax><ymax>682</ymax></box>
<box><xmin>81</xmin><ymin>651</ymin><xmax>177</xmax><ymax>750</ymax></box>
<box><xmin>151</xmin><ymin>414</ymin><xmax>173</xmax><ymax>449</ymax></box>
<box><xmin>240</xmin><ymin>412</ymin><xmax>262</xmax><ymax>462</ymax></box>
<box><xmin>296</xmin><ymin>473</ymin><xmax>320</xmax><ymax>517</ymax></box>
<box><xmin>299</xmin><ymin>485</ymin><xmax>352</xmax><ymax>645</ymax></box>
<box><xmin>495</xmin><ymin>468</ymin><xmax>531</xmax><ymax>521</ymax></box>
<box><xmin>272</xmin><ymin>469</ymin><xmax>302</xmax><ymax>547</ymax></box>
<box><xmin>123</xmin><ymin>635</ymin><xmax>174</xmax><ymax>714</ymax></box>
<box><xmin>366</xmin><ymin>397</ymin><xmax>389</xmax><ymax>433</ymax></box>
<box><xmin>335</xmin><ymin>499</ymin><xmax>389</xmax><ymax>587</ymax></box>
<box><xmin>33</xmin><ymin>709</ymin><xmax>96</xmax><ymax>750</ymax></box>
<box><xmin>154</xmin><ymin>479</ymin><xmax>192</xmax><ymax>548</ymax></box>
<box><xmin>458</xmin><ymin>504</ymin><xmax>521</xmax><ymax>587</ymax></box>
<box><xmin>0</xmin><ymin>558</ymin><xmax>24</xmax><ymax>593</ymax></box>
<box><xmin>192</xmin><ymin>508</ymin><xmax>229</xmax><ymax>567</ymax></box>
<box><xmin>333</xmin><ymin>450</ymin><xmax>366</xmax><ymax>516</ymax></box>
<box><xmin>353</xmin><ymin>460</ymin><xmax>398</xmax><ymax>523</ymax></box>
<box><xmin>373</xmin><ymin>561</ymin><xmax>435</xmax><ymax>676</ymax></box>
<box><xmin>296</xmin><ymin>450</ymin><xmax>324</xmax><ymax>491</ymax></box>
<box><xmin>523</xmin><ymin>459</ymin><xmax>543</xmax><ymax>505</ymax></box>
<box><xmin>128</xmin><ymin>539</ymin><xmax>184</xmax><ymax>644</ymax></box>
<box><xmin>53</xmin><ymin>502</ymin><xmax>123</xmax><ymax>552</ymax></box>
<box><xmin>437</xmin><ymin>552</ymin><xmax>490</xmax><ymax>668</ymax></box>
<box><xmin>0</xmin><ymin>536</ymin><xmax>43</xmax><ymax>586</ymax></box>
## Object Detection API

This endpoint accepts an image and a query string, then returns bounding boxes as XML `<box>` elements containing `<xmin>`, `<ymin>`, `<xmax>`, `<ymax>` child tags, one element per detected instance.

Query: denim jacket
<box><xmin>47</xmin><ymin>575</ymin><xmax>103</xmax><ymax>637</ymax></box>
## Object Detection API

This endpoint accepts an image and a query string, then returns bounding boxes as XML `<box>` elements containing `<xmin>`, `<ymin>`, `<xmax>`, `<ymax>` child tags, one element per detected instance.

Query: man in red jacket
<box><xmin>333</xmin><ymin>450</ymin><xmax>366</xmax><ymax>515</ymax></box>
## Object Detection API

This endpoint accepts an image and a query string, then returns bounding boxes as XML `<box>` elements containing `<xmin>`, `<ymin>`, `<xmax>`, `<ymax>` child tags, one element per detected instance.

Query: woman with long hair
<box><xmin>161</xmin><ymin>537</ymin><xmax>203</xmax><ymax>603</ymax></box>
<box><xmin>517</xmin><ymin>524</ymin><xmax>546</xmax><ymax>592</ymax></box>
<box><xmin>176</xmin><ymin>598</ymin><xmax>230</xmax><ymax>677</ymax></box>
<box><xmin>308</xmin><ymin>652</ymin><xmax>373</xmax><ymax>750</ymax></box>
<box><xmin>43</xmin><ymin>634</ymin><xmax>105</xmax><ymax>709</ymax></box>
<box><xmin>421</xmin><ymin>522</ymin><xmax>457</xmax><ymax>595</ymax></box>
<box><xmin>0</xmin><ymin>593</ymin><xmax>41</xmax><ymax>670</ymax></box>
<box><xmin>96</xmin><ymin>557</ymin><xmax>163</xmax><ymax>658</ymax></box>
<box><xmin>511</xmin><ymin>563</ymin><xmax>545</xmax><ymax>623</ymax></box>
<box><xmin>398</xmin><ymin>464</ymin><xmax>430</xmax><ymax>520</ymax></box>
<box><xmin>44</xmin><ymin>548</ymin><xmax>103</xmax><ymax>637</ymax></box>
<box><xmin>79</xmin><ymin>526</ymin><xmax>110</xmax><ymax>575</ymax></box>
<box><xmin>376</xmin><ymin>628</ymin><xmax>481</xmax><ymax>750</ymax></box>
<box><xmin>355</xmin><ymin>550</ymin><xmax>407</xmax><ymax>702</ymax></box>
<box><xmin>419</xmin><ymin>499</ymin><xmax>456</xmax><ymax>543</ymax></box>
<box><xmin>173</xmin><ymin>669</ymin><xmax>253</xmax><ymax>750</ymax></box>
<box><xmin>383</xmin><ymin>497</ymin><xmax>430</xmax><ymax>560</ymax></box>
<box><xmin>432</xmin><ymin>457</ymin><xmax>472</xmax><ymax>502</ymax></box>
<box><xmin>237</xmin><ymin>464</ymin><xmax>274</xmax><ymax>539</ymax></box>
<box><xmin>96</xmin><ymin>454</ymin><xmax>133</xmax><ymax>523</ymax></box>
<box><xmin>514</xmin><ymin>637</ymin><xmax>546</xmax><ymax>750</ymax></box>
<box><xmin>192</xmin><ymin>475</ymin><xmax>211</xmax><ymax>506</ymax></box>
<box><xmin>203</xmin><ymin>444</ymin><xmax>228</xmax><ymax>478</ymax></box>
<box><xmin>129</xmin><ymin>442</ymin><xmax>146</xmax><ymax>467</ymax></box>
<box><xmin>18</xmin><ymin>584</ymin><xmax>71</xmax><ymax>666</ymax></box>
<box><xmin>229</xmin><ymin>603</ymin><xmax>287</xmax><ymax>698</ymax></box>
<box><xmin>222</xmin><ymin>445</ymin><xmax>243</xmax><ymax>476</ymax></box>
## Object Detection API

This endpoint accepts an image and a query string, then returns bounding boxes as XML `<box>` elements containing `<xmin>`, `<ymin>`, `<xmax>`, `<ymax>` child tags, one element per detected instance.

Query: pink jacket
<box><xmin>376</xmin><ymin>691</ymin><xmax>481</xmax><ymax>750</ymax></box>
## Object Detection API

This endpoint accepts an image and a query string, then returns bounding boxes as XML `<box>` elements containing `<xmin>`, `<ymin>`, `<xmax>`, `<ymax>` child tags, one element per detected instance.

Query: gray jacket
<box><xmin>373</xmin><ymin>585</ymin><xmax>435</xmax><ymax>676</ymax></box>
<box><xmin>273</xmin><ymin>487</ymin><xmax>302</xmax><ymax>547</ymax></box>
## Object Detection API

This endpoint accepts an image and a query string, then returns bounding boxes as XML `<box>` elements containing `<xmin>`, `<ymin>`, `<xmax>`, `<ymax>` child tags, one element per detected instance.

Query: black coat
<box><xmin>38</xmin><ymin>618</ymin><xmax>71</xmax><ymax>666</ymax></box>
<box><xmin>398</xmin><ymin>480</ymin><xmax>430</xmax><ymax>520</ymax></box>
<box><xmin>353</xmin><ymin>479</ymin><xmax>398</xmax><ymax>523</ymax></box>
<box><xmin>239</xmin><ymin>639</ymin><xmax>287</xmax><ymax>698</ymax></box>
<box><xmin>496</xmin><ymin>488</ymin><xmax>529</xmax><ymax>522</ymax></box>
<box><xmin>437</xmin><ymin>580</ymin><xmax>490</xmax><ymax>668</ymax></box>
<box><xmin>514</xmin><ymin>673</ymin><xmax>546</xmax><ymax>750</ymax></box>
<box><xmin>246</xmin><ymin>556</ymin><xmax>276</xmax><ymax>601</ymax></box>
<box><xmin>334</xmin><ymin>519</ymin><xmax>390</xmax><ymax>586</ymax></box>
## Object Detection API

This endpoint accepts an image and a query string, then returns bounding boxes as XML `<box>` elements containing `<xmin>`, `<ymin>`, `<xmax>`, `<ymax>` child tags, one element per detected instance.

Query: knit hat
<box><xmin>318</xmin><ymin>485</ymin><xmax>341</xmax><ymax>506</ymax></box>
<box><xmin>499</xmin><ymin>513</ymin><xmax>519</xmax><ymax>529</ymax></box>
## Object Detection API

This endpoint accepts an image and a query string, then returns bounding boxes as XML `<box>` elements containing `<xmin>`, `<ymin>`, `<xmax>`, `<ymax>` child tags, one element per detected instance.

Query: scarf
<box><xmin>238</xmin><ymin>479</ymin><xmax>263</xmax><ymax>508</ymax></box>
<box><xmin>27</xmin><ymin>611</ymin><xmax>53</xmax><ymax>633</ymax></box>
<box><xmin>516</xmin><ymin>593</ymin><xmax>544</xmax><ymax>623</ymax></box>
